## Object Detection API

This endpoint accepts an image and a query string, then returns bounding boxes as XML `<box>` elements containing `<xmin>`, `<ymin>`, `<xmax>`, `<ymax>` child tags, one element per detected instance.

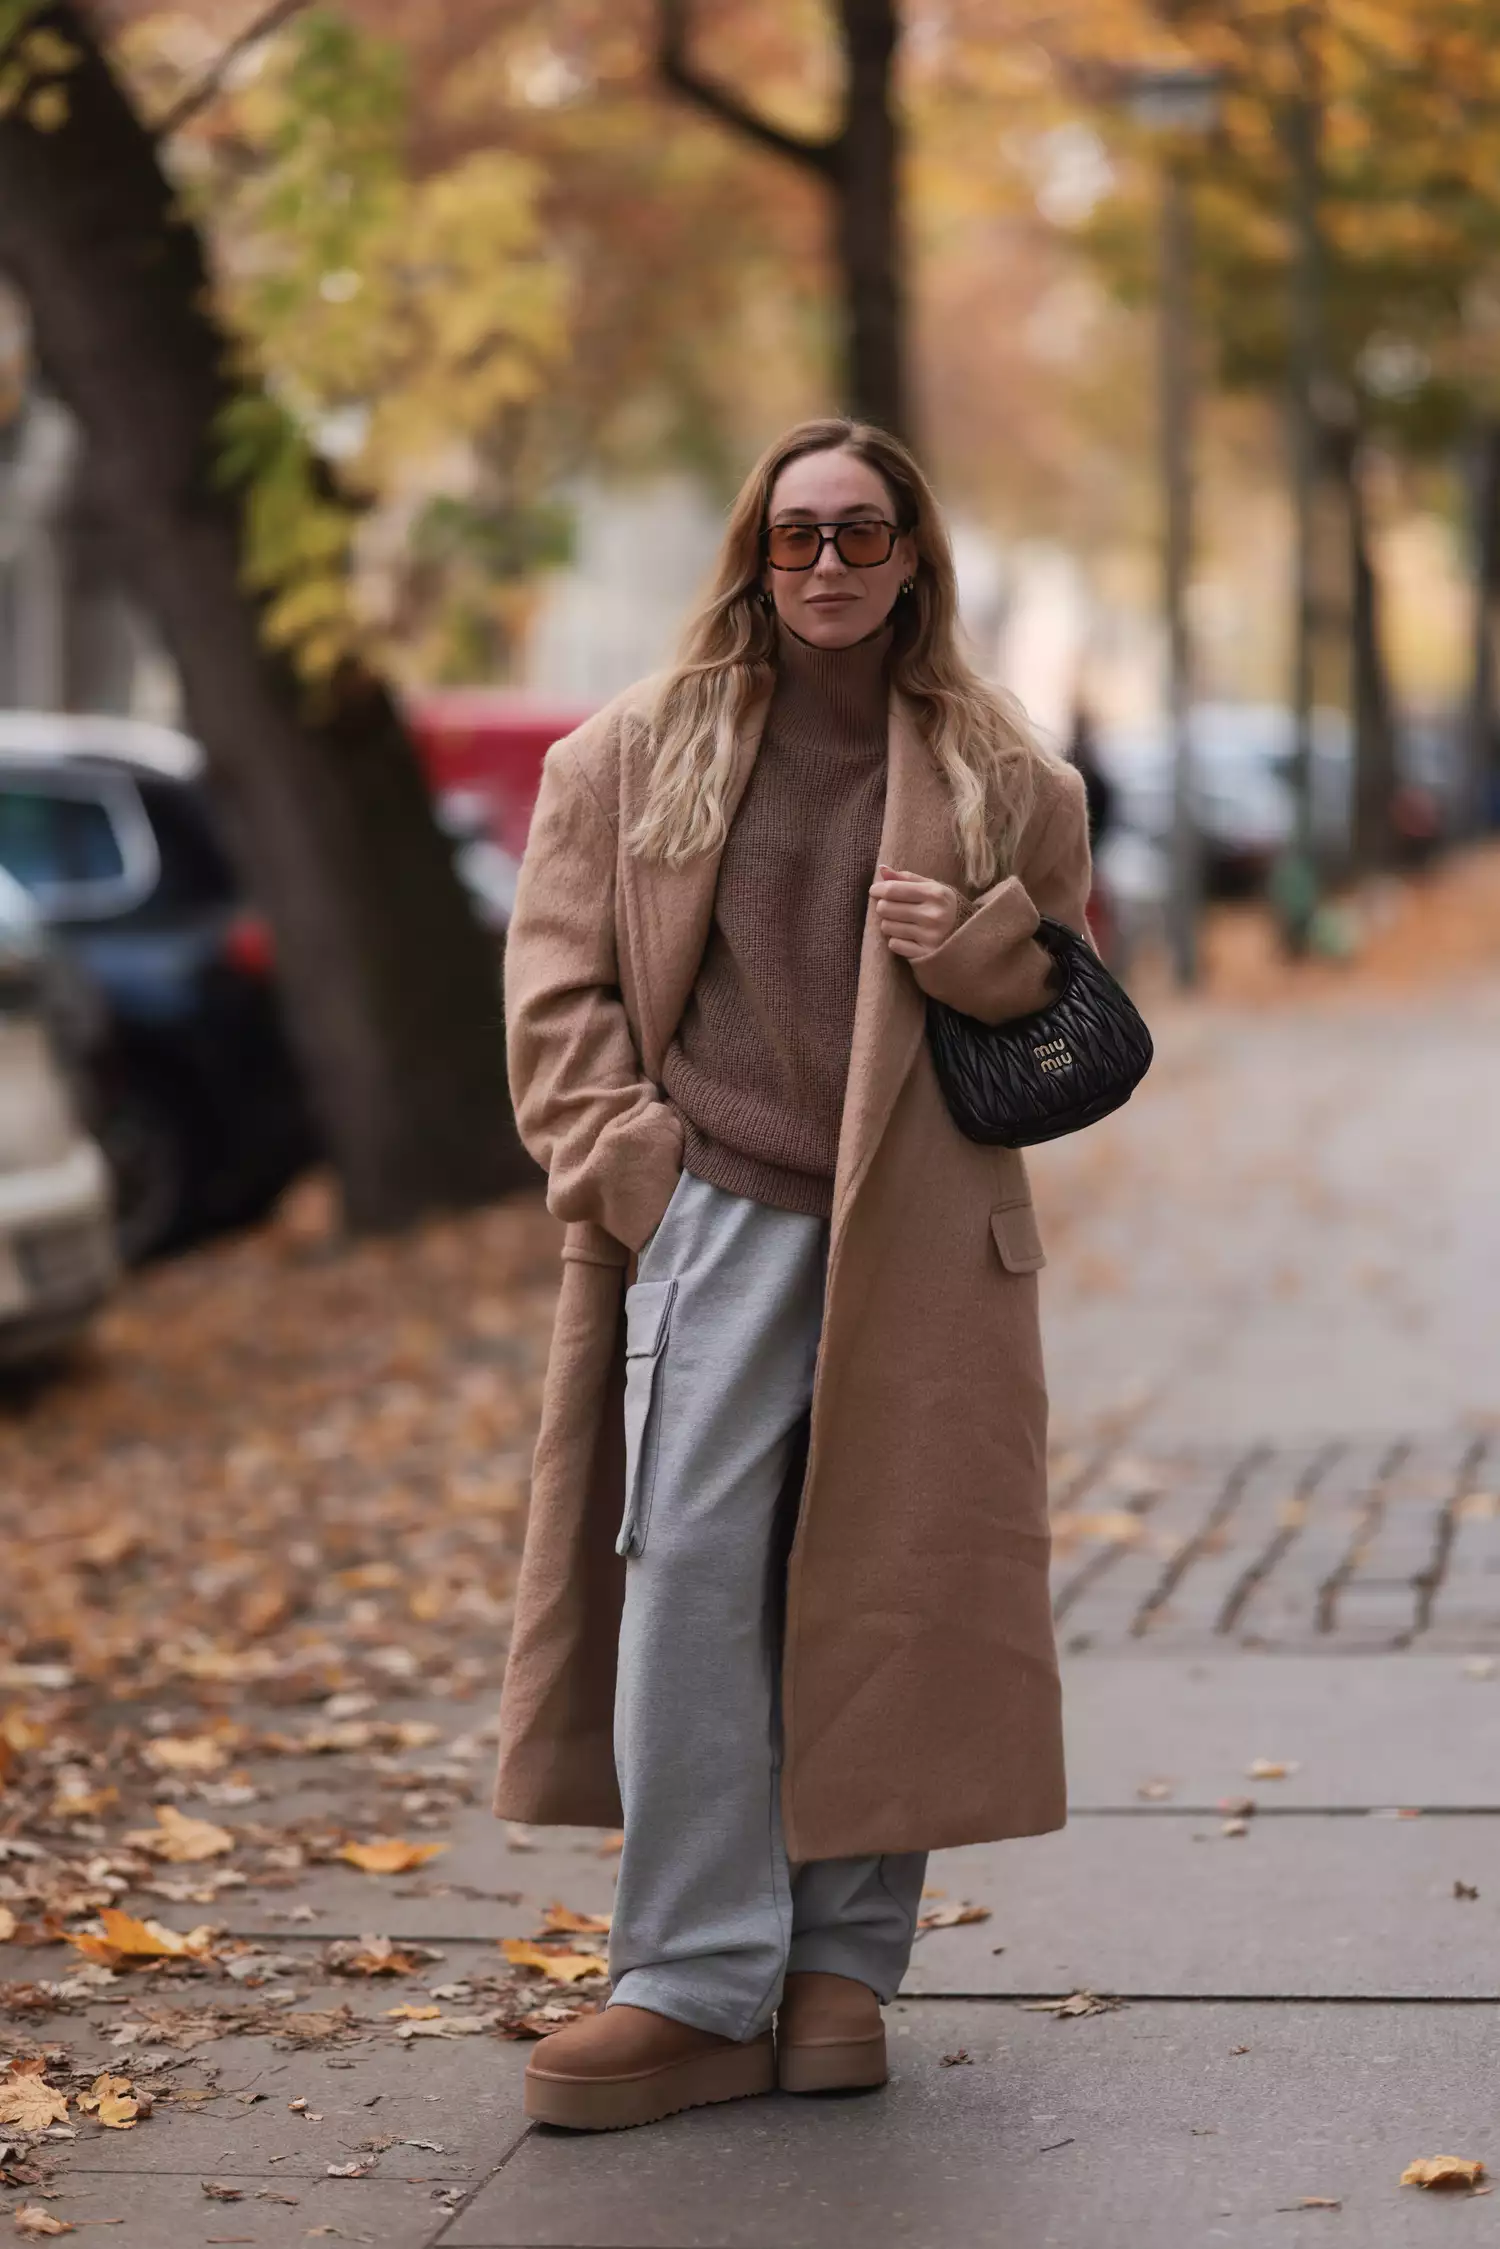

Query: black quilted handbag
<box><xmin>925</xmin><ymin>917</ymin><xmax>1153</xmax><ymax>1148</ymax></box>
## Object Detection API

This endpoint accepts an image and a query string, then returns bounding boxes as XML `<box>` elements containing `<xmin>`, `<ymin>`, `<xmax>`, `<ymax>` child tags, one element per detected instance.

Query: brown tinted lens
<box><xmin>766</xmin><ymin>525</ymin><xmax>821</xmax><ymax>568</ymax></box>
<box><xmin>835</xmin><ymin>522</ymin><xmax>894</xmax><ymax>566</ymax></box>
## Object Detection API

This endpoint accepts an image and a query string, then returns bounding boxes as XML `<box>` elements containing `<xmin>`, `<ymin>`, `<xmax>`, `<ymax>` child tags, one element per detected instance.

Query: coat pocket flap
<box><xmin>990</xmin><ymin>1201</ymin><xmax>1046</xmax><ymax>1274</ymax></box>
<box><xmin>624</xmin><ymin>1277</ymin><xmax>677</xmax><ymax>1358</ymax></box>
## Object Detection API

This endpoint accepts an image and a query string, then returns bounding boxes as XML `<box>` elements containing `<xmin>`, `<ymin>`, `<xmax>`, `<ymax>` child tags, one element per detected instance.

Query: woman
<box><xmin>495</xmin><ymin>418</ymin><xmax>1091</xmax><ymax>2133</ymax></box>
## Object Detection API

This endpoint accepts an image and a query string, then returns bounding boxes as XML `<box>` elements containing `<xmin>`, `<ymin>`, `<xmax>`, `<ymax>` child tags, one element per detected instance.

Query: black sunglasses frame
<box><xmin>762</xmin><ymin>519</ymin><xmax>906</xmax><ymax>571</ymax></box>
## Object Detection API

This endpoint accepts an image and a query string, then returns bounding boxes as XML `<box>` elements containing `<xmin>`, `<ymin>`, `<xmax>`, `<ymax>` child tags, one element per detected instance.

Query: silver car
<box><xmin>0</xmin><ymin>865</ymin><xmax>118</xmax><ymax>1362</ymax></box>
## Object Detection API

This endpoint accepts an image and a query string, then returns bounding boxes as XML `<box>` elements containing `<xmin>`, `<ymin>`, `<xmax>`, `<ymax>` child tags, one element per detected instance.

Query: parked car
<box><xmin>0</xmin><ymin>712</ymin><xmax>537</xmax><ymax>1263</ymax></box>
<box><xmin>0</xmin><ymin>714</ymin><xmax>316</xmax><ymax>1261</ymax></box>
<box><xmin>1095</xmin><ymin>703</ymin><xmax>1358</xmax><ymax>898</ymax></box>
<box><xmin>0</xmin><ymin>864</ymin><xmax>118</xmax><ymax>1362</ymax></box>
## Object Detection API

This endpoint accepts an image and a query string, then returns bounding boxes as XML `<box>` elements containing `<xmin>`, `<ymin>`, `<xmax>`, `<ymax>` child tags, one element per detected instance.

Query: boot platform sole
<box><xmin>778</xmin><ymin>2031</ymin><xmax>888</xmax><ymax>2095</ymax></box>
<box><xmin>525</xmin><ymin>2031</ymin><xmax>775</xmax><ymax>2132</ymax></box>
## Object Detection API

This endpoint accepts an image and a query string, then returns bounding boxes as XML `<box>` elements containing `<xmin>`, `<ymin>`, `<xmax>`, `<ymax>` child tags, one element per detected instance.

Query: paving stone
<box><xmin>214</xmin><ymin>1823</ymin><xmax>619</xmax><ymax>1944</ymax></box>
<box><xmin>443</xmin><ymin>1999</ymin><xmax>1500</xmax><ymax>2249</ymax></box>
<box><xmin>28</xmin><ymin>2170</ymin><xmax>460</xmax><ymax>2249</ymax></box>
<box><xmin>905</xmin><ymin>1816</ymin><xmax>1500</xmax><ymax>1999</ymax></box>
<box><xmin>19</xmin><ymin>1950</ymin><xmax>531</xmax><ymax>2183</ymax></box>
<box><xmin>1061</xmin><ymin>1654</ymin><xmax>1500</xmax><ymax>1809</ymax></box>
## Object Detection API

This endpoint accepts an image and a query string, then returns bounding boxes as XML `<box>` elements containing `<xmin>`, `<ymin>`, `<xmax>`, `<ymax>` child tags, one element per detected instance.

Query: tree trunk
<box><xmin>659</xmin><ymin>0</ymin><xmax>909</xmax><ymax>442</ymax></box>
<box><xmin>1466</xmin><ymin>415</ymin><xmax>1500</xmax><ymax>836</ymax></box>
<box><xmin>833</xmin><ymin>0</ymin><xmax>905</xmax><ymax>437</ymax></box>
<box><xmin>1328</xmin><ymin>418</ymin><xmax>1399</xmax><ymax>874</ymax></box>
<box><xmin>0</xmin><ymin>7</ymin><xmax>535</xmax><ymax>1232</ymax></box>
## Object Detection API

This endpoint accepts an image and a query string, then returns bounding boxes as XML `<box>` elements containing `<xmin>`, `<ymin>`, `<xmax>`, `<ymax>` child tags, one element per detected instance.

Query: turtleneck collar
<box><xmin>771</xmin><ymin>615</ymin><xmax>892</xmax><ymax>741</ymax></box>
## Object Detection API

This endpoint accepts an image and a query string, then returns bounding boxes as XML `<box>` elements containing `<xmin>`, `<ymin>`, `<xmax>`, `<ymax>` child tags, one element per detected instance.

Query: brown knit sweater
<box><xmin>660</xmin><ymin>619</ymin><xmax>892</xmax><ymax>1218</ymax></box>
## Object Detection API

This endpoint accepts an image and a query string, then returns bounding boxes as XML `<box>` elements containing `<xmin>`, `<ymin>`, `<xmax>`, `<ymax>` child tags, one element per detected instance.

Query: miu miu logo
<box><xmin>1031</xmin><ymin>1037</ymin><xmax>1074</xmax><ymax>1075</ymax></box>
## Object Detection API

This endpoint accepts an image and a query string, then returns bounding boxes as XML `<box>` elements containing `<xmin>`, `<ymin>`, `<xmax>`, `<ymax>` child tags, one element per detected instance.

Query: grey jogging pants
<box><xmin>607</xmin><ymin>1169</ymin><xmax>927</xmax><ymax>2043</ymax></box>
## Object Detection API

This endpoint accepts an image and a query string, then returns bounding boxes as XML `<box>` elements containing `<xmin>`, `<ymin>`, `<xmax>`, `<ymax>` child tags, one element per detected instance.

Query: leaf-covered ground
<box><xmin>0</xmin><ymin>1180</ymin><xmax>611</xmax><ymax>2209</ymax></box>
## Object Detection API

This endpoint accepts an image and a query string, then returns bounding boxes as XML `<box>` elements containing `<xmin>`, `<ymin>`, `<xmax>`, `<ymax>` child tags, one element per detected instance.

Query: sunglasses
<box><xmin>763</xmin><ymin>519</ymin><xmax>905</xmax><ymax>571</ymax></box>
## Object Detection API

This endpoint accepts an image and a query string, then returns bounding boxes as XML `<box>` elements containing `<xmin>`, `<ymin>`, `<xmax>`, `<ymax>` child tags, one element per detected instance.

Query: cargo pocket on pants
<box><xmin>616</xmin><ymin>1277</ymin><xmax>677</xmax><ymax>1558</ymax></box>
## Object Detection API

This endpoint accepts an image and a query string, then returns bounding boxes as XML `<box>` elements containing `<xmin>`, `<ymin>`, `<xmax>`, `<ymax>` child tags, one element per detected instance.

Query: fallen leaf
<box><xmin>78</xmin><ymin>2075</ymin><xmax>140</xmax><ymax>2131</ymax></box>
<box><xmin>1247</xmin><ymin>1758</ymin><xmax>1299</xmax><ymax>1781</ymax></box>
<box><xmin>1454</xmin><ymin>1880</ymin><xmax>1480</xmax><ymax>1900</ymax></box>
<box><xmin>336</xmin><ymin>1839</ymin><xmax>447</xmax><ymax>1876</ymax></box>
<box><xmin>1222</xmin><ymin>1818</ymin><xmax>1250</xmax><ymax>1838</ymax></box>
<box><xmin>13</xmin><ymin>2211</ymin><xmax>73</xmax><ymax>2237</ymax></box>
<box><xmin>325</xmin><ymin>1937</ymin><xmax>427</xmax><ymax>1977</ymax></box>
<box><xmin>142</xmin><ymin>1735</ymin><xmax>228</xmax><ymax>1776</ymax></box>
<box><xmin>200</xmin><ymin>2184</ymin><xmax>244</xmax><ymax>2203</ymax></box>
<box><xmin>384</xmin><ymin>2005</ymin><xmax>441</xmax><ymax>2022</ymax></box>
<box><xmin>325</xmin><ymin>2161</ymin><xmax>370</xmax><ymax>2177</ymax></box>
<box><xmin>393</xmin><ymin>2014</ymin><xmax>486</xmax><ymax>2040</ymax></box>
<box><xmin>1218</xmin><ymin>1796</ymin><xmax>1256</xmax><ymax>1819</ymax></box>
<box><xmin>67</xmin><ymin>1909</ymin><xmax>216</xmax><ymax>1967</ymax></box>
<box><xmin>1020</xmin><ymin>1991</ymin><xmax>1125</xmax><ymax>2019</ymax></box>
<box><xmin>939</xmin><ymin>2050</ymin><xmax>972</xmax><ymax>2067</ymax></box>
<box><xmin>0</xmin><ymin>1906</ymin><xmax>15</xmax><ymax>1942</ymax></box>
<box><xmin>539</xmin><ymin>1902</ymin><xmax>611</xmax><ymax>1935</ymax></box>
<box><xmin>1401</xmin><ymin>2156</ymin><xmax>1486</xmax><ymax>2191</ymax></box>
<box><xmin>1135</xmin><ymin>1780</ymin><xmax>1175</xmax><ymax>1802</ymax></box>
<box><xmin>499</xmin><ymin>1939</ymin><xmax>608</xmax><ymax>1984</ymax></box>
<box><xmin>1063</xmin><ymin>1510</ymin><xmax>1145</xmax><ymax>1545</ymax></box>
<box><xmin>0</xmin><ymin>2079</ymin><xmax>69</xmax><ymax>2131</ymax></box>
<box><xmin>124</xmin><ymin>1804</ymin><xmax>235</xmax><ymax>1865</ymax></box>
<box><xmin>596</xmin><ymin>1831</ymin><xmax>624</xmax><ymax>1856</ymax></box>
<box><xmin>1276</xmin><ymin>2198</ymin><xmax>1341</xmax><ymax>2211</ymax></box>
<box><xmin>917</xmin><ymin>1902</ymin><xmax>991</xmax><ymax>1930</ymax></box>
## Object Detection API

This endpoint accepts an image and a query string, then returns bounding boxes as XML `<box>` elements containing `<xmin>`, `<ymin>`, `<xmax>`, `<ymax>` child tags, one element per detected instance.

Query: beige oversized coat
<box><xmin>492</xmin><ymin>675</ymin><xmax>1092</xmax><ymax>1860</ymax></box>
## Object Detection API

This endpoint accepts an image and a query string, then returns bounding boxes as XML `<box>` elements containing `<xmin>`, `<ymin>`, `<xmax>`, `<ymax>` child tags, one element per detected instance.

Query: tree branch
<box><xmin>658</xmin><ymin>0</ymin><xmax>839</xmax><ymax>177</ymax></box>
<box><xmin>153</xmin><ymin>0</ymin><xmax>313</xmax><ymax>139</ymax></box>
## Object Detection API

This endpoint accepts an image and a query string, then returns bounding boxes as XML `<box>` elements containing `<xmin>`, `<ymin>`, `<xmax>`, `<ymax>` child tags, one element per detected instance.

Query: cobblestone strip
<box><xmin>1423</xmin><ymin>1435</ymin><xmax>1500</xmax><ymax>1650</ymax></box>
<box><xmin>1225</xmin><ymin>1437</ymin><xmax>1406</xmax><ymax>1649</ymax></box>
<box><xmin>1053</xmin><ymin>1449</ymin><xmax>1258</xmax><ymax>1651</ymax></box>
<box><xmin>1051</xmin><ymin>1430</ymin><xmax>1500</xmax><ymax>1651</ymax></box>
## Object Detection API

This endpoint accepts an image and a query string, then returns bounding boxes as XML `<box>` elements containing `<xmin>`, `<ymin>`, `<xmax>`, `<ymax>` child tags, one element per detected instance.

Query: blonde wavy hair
<box><xmin>627</xmin><ymin>418</ymin><xmax>1040</xmax><ymax>889</ymax></box>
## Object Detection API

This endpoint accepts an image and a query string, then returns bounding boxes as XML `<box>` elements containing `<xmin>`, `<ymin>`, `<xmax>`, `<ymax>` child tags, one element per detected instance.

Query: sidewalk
<box><xmin>5</xmin><ymin>961</ymin><xmax>1500</xmax><ymax>2247</ymax></box>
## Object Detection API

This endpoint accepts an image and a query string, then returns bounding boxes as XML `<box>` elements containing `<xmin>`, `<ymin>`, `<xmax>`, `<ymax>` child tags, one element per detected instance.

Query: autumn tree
<box><xmin>658</xmin><ymin>0</ymin><xmax>908</xmax><ymax>439</ymax></box>
<box><xmin>0</xmin><ymin>3</ymin><xmax>539</xmax><ymax>1230</ymax></box>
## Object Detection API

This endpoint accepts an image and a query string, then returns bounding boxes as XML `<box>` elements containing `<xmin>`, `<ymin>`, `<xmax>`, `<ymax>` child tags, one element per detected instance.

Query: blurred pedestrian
<box><xmin>1067</xmin><ymin>697</ymin><xmax>1117</xmax><ymax>851</ymax></box>
<box><xmin>496</xmin><ymin>417</ymin><xmax>1092</xmax><ymax>2132</ymax></box>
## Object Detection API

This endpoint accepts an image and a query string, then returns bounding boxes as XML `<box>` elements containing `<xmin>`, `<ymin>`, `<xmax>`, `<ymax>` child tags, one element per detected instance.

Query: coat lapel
<box><xmin>621</xmin><ymin>682</ymin><xmax>773</xmax><ymax>1076</ymax></box>
<box><xmin>831</xmin><ymin>691</ymin><xmax>963</xmax><ymax>1231</ymax></box>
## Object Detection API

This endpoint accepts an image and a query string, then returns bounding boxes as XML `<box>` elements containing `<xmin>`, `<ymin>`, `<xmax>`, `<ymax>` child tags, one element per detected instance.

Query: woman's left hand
<box><xmin>870</xmin><ymin>864</ymin><xmax>964</xmax><ymax>960</ymax></box>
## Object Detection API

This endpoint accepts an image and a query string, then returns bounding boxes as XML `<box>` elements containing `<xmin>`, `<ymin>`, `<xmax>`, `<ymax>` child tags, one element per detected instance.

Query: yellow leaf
<box><xmin>67</xmin><ymin>1908</ymin><xmax>216</xmax><ymax>1964</ymax></box>
<box><xmin>78</xmin><ymin>2074</ymin><xmax>139</xmax><ymax>2131</ymax></box>
<box><xmin>539</xmin><ymin>1902</ymin><xmax>611</xmax><ymax>1935</ymax></box>
<box><xmin>0</xmin><ymin>1709</ymin><xmax>46</xmax><ymax>1753</ymax></box>
<box><xmin>1401</xmin><ymin>2156</ymin><xmax>1486</xmax><ymax>2191</ymax></box>
<box><xmin>384</xmin><ymin>2004</ymin><xmax>441</xmax><ymax>2021</ymax></box>
<box><xmin>0</xmin><ymin>2076</ymin><xmax>69</xmax><ymax>2130</ymax></box>
<box><xmin>0</xmin><ymin>1904</ymin><xmax>15</xmax><ymax>1942</ymax></box>
<box><xmin>1247</xmin><ymin>1758</ymin><xmax>1299</xmax><ymax>1781</ymax></box>
<box><xmin>338</xmin><ymin>1838</ymin><xmax>447</xmax><ymax>1875</ymax></box>
<box><xmin>917</xmin><ymin>1902</ymin><xmax>991</xmax><ymax>1930</ymax></box>
<box><xmin>143</xmin><ymin>1734</ymin><xmax>227</xmax><ymax>1776</ymax></box>
<box><xmin>13</xmin><ymin>2209</ymin><xmax>74</xmax><ymax>2237</ymax></box>
<box><xmin>123</xmin><ymin>1804</ymin><xmax>234</xmax><ymax>1864</ymax></box>
<box><xmin>500</xmin><ymin>1939</ymin><xmax>607</xmax><ymax>1984</ymax></box>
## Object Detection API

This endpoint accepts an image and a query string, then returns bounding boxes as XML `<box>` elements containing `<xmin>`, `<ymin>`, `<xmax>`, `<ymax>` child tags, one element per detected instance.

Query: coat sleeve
<box><xmin>503</xmin><ymin>730</ymin><xmax>684</xmax><ymax>1252</ymax></box>
<box><xmin>909</xmin><ymin>762</ymin><xmax>1093</xmax><ymax>1026</ymax></box>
